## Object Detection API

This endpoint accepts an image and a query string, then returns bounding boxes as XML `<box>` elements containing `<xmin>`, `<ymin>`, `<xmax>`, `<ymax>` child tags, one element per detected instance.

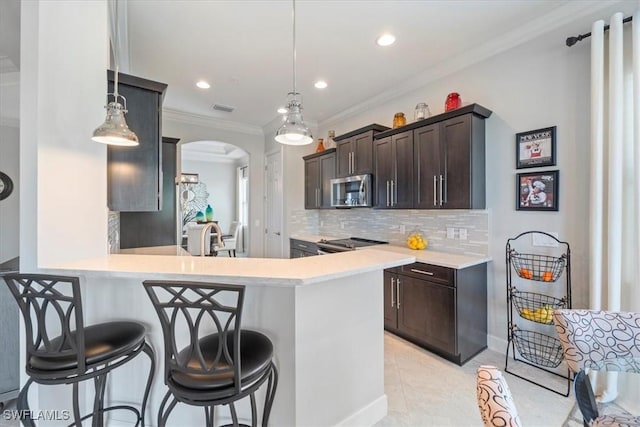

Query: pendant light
<box><xmin>275</xmin><ymin>0</ymin><xmax>313</xmax><ymax>146</ymax></box>
<box><xmin>92</xmin><ymin>1</ymin><xmax>139</xmax><ymax>147</ymax></box>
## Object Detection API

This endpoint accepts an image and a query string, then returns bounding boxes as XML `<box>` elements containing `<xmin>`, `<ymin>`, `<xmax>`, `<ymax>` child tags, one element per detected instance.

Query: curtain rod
<box><xmin>566</xmin><ymin>16</ymin><xmax>632</xmax><ymax>46</ymax></box>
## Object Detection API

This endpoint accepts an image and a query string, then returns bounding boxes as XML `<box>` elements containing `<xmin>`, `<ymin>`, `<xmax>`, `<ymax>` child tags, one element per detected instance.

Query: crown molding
<box><xmin>0</xmin><ymin>116</ymin><xmax>19</xmax><ymax>127</ymax></box>
<box><xmin>163</xmin><ymin>108</ymin><xmax>264</xmax><ymax>136</ymax></box>
<box><xmin>320</xmin><ymin>1</ymin><xmax>620</xmax><ymax>128</ymax></box>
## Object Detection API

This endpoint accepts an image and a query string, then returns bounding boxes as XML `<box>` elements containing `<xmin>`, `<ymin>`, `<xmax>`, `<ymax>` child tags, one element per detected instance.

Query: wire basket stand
<box><xmin>505</xmin><ymin>231</ymin><xmax>572</xmax><ymax>396</ymax></box>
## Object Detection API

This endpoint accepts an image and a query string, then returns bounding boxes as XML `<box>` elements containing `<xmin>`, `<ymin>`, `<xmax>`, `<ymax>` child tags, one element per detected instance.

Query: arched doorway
<box><xmin>180</xmin><ymin>140</ymin><xmax>250</xmax><ymax>255</ymax></box>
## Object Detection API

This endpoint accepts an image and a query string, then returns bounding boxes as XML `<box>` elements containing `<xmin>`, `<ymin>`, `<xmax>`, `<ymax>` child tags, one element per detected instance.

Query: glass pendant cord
<box><xmin>92</xmin><ymin>0</ymin><xmax>139</xmax><ymax>146</ymax></box>
<box><xmin>275</xmin><ymin>0</ymin><xmax>313</xmax><ymax>146</ymax></box>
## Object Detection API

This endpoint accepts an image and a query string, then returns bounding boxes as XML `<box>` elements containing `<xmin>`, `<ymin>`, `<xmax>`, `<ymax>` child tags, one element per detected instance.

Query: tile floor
<box><xmin>1</xmin><ymin>332</ymin><xmax>579</xmax><ymax>427</ymax></box>
<box><xmin>377</xmin><ymin>332</ymin><xmax>576</xmax><ymax>427</ymax></box>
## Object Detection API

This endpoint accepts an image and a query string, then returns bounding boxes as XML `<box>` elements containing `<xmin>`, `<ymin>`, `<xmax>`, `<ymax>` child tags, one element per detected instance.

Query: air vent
<box><xmin>212</xmin><ymin>104</ymin><xmax>235</xmax><ymax>113</ymax></box>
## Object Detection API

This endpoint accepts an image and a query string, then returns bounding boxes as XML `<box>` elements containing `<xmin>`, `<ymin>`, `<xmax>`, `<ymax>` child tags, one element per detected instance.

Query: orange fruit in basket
<box><xmin>541</xmin><ymin>271</ymin><xmax>554</xmax><ymax>282</ymax></box>
<box><xmin>519</xmin><ymin>268</ymin><xmax>533</xmax><ymax>279</ymax></box>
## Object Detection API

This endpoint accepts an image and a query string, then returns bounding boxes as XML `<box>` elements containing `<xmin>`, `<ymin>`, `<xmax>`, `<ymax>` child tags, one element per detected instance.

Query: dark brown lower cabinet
<box><xmin>384</xmin><ymin>262</ymin><xmax>487</xmax><ymax>365</ymax></box>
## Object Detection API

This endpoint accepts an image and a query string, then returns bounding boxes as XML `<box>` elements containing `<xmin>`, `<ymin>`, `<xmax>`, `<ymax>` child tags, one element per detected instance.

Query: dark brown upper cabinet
<box><xmin>303</xmin><ymin>149</ymin><xmax>336</xmax><ymax>209</ymax></box>
<box><xmin>334</xmin><ymin>124</ymin><xmax>389</xmax><ymax>178</ymax></box>
<box><xmin>373</xmin><ymin>130</ymin><xmax>414</xmax><ymax>208</ymax></box>
<box><xmin>119</xmin><ymin>137</ymin><xmax>179</xmax><ymax>249</ymax></box>
<box><xmin>376</xmin><ymin>104</ymin><xmax>491</xmax><ymax>210</ymax></box>
<box><xmin>106</xmin><ymin>70</ymin><xmax>167</xmax><ymax>212</ymax></box>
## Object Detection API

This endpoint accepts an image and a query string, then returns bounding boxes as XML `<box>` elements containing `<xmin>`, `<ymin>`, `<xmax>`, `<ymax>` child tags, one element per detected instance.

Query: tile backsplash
<box><xmin>290</xmin><ymin>209</ymin><xmax>488</xmax><ymax>257</ymax></box>
<box><xmin>108</xmin><ymin>211</ymin><xmax>120</xmax><ymax>253</ymax></box>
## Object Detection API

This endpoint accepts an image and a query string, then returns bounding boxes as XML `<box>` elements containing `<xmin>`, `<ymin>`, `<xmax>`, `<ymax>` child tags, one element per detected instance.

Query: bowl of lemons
<box><xmin>406</xmin><ymin>228</ymin><xmax>427</xmax><ymax>250</ymax></box>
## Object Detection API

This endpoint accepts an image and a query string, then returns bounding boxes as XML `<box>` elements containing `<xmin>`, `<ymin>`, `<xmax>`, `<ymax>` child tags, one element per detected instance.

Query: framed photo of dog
<box><xmin>516</xmin><ymin>170</ymin><xmax>559</xmax><ymax>211</ymax></box>
<box><xmin>516</xmin><ymin>126</ymin><xmax>556</xmax><ymax>169</ymax></box>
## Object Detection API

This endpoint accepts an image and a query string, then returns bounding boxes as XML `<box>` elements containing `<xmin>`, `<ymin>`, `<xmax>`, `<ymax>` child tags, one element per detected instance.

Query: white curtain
<box><xmin>589</xmin><ymin>11</ymin><xmax>640</xmax><ymax>409</ymax></box>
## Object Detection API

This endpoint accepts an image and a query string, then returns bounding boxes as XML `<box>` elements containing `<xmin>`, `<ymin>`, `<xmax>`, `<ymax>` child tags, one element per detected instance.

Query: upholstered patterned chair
<box><xmin>552</xmin><ymin>309</ymin><xmax>640</xmax><ymax>427</ymax></box>
<box><xmin>477</xmin><ymin>365</ymin><xmax>523</xmax><ymax>427</ymax></box>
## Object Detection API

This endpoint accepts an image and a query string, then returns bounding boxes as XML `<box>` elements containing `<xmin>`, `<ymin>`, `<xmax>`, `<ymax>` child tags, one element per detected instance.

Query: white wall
<box><xmin>181</xmin><ymin>158</ymin><xmax>236</xmax><ymax>233</ymax></box>
<box><xmin>295</xmin><ymin>30</ymin><xmax>593</xmax><ymax>349</ymax></box>
<box><xmin>163</xmin><ymin>112</ymin><xmax>266</xmax><ymax>257</ymax></box>
<box><xmin>0</xmin><ymin>124</ymin><xmax>19</xmax><ymax>263</ymax></box>
<box><xmin>264</xmin><ymin>119</ymin><xmax>317</xmax><ymax>257</ymax></box>
<box><xmin>20</xmin><ymin>0</ymin><xmax>108</xmax><ymax>271</ymax></box>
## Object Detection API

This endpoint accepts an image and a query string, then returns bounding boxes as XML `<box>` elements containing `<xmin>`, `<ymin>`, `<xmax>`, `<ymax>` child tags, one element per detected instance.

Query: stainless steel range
<box><xmin>316</xmin><ymin>237</ymin><xmax>388</xmax><ymax>254</ymax></box>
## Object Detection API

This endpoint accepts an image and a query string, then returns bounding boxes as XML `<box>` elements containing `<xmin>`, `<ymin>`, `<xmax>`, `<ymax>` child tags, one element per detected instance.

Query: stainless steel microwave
<box><xmin>330</xmin><ymin>174</ymin><xmax>372</xmax><ymax>207</ymax></box>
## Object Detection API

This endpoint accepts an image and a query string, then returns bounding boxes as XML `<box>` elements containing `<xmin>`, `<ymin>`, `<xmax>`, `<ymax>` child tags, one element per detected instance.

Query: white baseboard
<box><xmin>334</xmin><ymin>394</ymin><xmax>388</xmax><ymax>427</ymax></box>
<box><xmin>487</xmin><ymin>334</ymin><xmax>508</xmax><ymax>354</ymax></box>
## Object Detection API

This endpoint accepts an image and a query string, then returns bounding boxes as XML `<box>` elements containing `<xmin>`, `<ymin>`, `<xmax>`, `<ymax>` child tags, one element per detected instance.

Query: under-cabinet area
<box><xmin>384</xmin><ymin>261</ymin><xmax>487</xmax><ymax>365</ymax></box>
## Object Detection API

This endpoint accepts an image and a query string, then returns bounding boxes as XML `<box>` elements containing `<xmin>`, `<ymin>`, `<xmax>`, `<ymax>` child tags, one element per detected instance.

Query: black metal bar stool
<box><xmin>2</xmin><ymin>273</ymin><xmax>155</xmax><ymax>427</ymax></box>
<box><xmin>143</xmin><ymin>280</ymin><xmax>278</xmax><ymax>427</ymax></box>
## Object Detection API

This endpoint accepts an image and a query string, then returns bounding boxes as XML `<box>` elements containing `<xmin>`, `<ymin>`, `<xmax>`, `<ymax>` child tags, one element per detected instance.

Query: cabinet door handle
<box><xmin>299</xmin><ymin>244</ymin><xmax>308</xmax><ymax>248</ymax></box>
<box><xmin>443</xmin><ymin>174</ymin><xmax>447</xmax><ymax>203</ymax></box>
<box><xmin>351</xmin><ymin>152</ymin><xmax>355</xmax><ymax>174</ymax></box>
<box><xmin>439</xmin><ymin>175</ymin><xmax>444</xmax><ymax>206</ymax></box>
<box><xmin>433</xmin><ymin>175</ymin><xmax>438</xmax><ymax>206</ymax></box>
<box><xmin>410</xmin><ymin>268</ymin><xmax>434</xmax><ymax>276</ymax></box>
<box><xmin>386</xmin><ymin>181</ymin><xmax>390</xmax><ymax>206</ymax></box>
<box><xmin>393</xmin><ymin>180</ymin><xmax>397</xmax><ymax>206</ymax></box>
<box><xmin>396</xmin><ymin>279</ymin><xmax>401</xmax><ymax>309</ymax></box>
<box><xmin>390</xmin><ymin>277</ymin><xmax>395</xmax><ymax>308</ymax></box>
<box><xmin>390</xmin><ymin>180</ymin><xmax>394</xmax><ymax>206</ymax></box>
<box><xmin>316</xmin><ymin>188</ymin><xmax>320</xmax><ymax>207</ymax></box>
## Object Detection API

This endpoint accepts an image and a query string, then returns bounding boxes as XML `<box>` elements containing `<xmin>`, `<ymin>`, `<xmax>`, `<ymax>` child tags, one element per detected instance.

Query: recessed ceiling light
<box><xmin>376</xmin><ymin>34</ymin><xmax>396</xmax><ymax>47</ymax></box>
<box><xmin>314</xmin><ymin>80</ymin><xmax>328</xmax><ymax>89</ymax></box>
<box><xmin>196</xmin><ymin>81</ymin><xmax>211</xmax><ymax>89</ymax></box>
<box><xmin>277</xmin><ymin>107</ymin><xmax>288</xmax><ymax>114</ymax></box>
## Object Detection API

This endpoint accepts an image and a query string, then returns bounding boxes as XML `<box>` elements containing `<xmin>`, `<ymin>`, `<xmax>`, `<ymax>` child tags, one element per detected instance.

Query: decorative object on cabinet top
<box><xmin>333</xmin><ymin>124</ymin><xmax>390</xmax><ymax>141</ymax></box>
<box><xmin>392</xmin><ymin>112</ymin><xmax>407</xmax><ymax>128</ymax></box>
<box><xmin>375</xmin><ymin>103</ymin><xmax>492</xmax><ymax>139</ymax></box>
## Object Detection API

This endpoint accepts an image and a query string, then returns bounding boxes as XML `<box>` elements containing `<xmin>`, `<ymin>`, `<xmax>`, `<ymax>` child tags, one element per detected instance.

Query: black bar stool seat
<box><xmin>29</xmin><ymin>321</ymin><xmax>146</xmax><ymax>373</ymax></box>
<box><xmin>171</xmin><ymin>330</ymin><xmax>273</xmax><ymax>392</ymax></box>
<box><xmin>3</xmin><ymin>274</ymin><xmax>155</xmax><ymax>427</ymax></box>
<box><xmin>144</xmin><ymin>280</ymin><xmax>278</xmax><ymax>427</ymax></box>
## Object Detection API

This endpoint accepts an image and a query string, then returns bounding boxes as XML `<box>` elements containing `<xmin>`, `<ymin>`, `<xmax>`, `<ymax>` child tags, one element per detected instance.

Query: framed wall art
<box><xmin>516</xmin><ymin>170</ymin><xmax>559</xmax><ymax>211</ymax></box>
<box><xmin>516</xmin><ymin>126</ymin><xmax>556</xmax><ymax>169</ymax></box>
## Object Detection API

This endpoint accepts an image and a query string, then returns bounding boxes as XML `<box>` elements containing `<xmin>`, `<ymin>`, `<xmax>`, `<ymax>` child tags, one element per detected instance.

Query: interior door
<box><xmin>264</xmin><ymin>151</ymin><xmax>284</xmax><ymax>258</ymax></box>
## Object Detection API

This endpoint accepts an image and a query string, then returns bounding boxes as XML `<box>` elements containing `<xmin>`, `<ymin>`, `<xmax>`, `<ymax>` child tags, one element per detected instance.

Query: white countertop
<box><xmin>43</xmin><ymin>249</ymin><xmax>414</xmax><ymax>287</ymax></box>
<box><xmin>290</xmin><ymin>234</ymin><xmax>491</xmax><ymax>269</ymax></box>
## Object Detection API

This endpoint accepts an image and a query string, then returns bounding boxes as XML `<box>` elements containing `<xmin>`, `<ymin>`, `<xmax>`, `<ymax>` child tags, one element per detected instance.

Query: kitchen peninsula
<box><xmin>41</xmin><ymin>248</ymin><xmax>415</xmax><ymax>426</ymax></box>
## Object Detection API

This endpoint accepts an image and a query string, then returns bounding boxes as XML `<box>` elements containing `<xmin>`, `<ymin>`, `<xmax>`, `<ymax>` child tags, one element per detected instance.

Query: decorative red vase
<box><xmin>445</xmin><ymin>92</ymin><xmax>461</xmax><ymax>111</ymax></box>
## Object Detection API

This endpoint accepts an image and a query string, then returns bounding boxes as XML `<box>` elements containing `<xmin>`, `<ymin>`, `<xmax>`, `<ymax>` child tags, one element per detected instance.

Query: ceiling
<box><xmin>125</xmin><ymin>0</ymin><xmax>628</xmax><ymax>129</ymax></box>
<box><xmin>0</xmin><ymin>1</ymin><xmax>636</xmax><ymax>131</ymax></box>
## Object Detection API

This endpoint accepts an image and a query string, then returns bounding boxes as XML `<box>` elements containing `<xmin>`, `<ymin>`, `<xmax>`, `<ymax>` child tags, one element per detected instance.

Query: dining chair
<box><xmin>476</xmin><ymin>365</ymin><xmax>523</xmax><ymax>427</ymax></box>
<box><xmin>552</xmin><ymin>309</ymin><xmax>640</xmax><ymax>427</ymax></box>
<box><xmin>143</xmin><ymin>279</ymin><xmax>278</xmax><ymax>426</ymax></box>
<box><xmin>217</xmin><ymin>221</ymin><xmax>240</xmax><ymax>257</ymax></box>
<box><xmin>3</xmin><ymin>273</ymin><xmax>155</xmax><ymax>427</ymax></box>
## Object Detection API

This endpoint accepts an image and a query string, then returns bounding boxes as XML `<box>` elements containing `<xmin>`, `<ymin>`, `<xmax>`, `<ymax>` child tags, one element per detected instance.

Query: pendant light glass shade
<box><xmin>275</xmin><ymin>93</ymin><xmax>313</xmax><ymax>145</ymax></box>
<box><xmin>92</xmin><ymin>96</ymin><xmax>139</xmax><ymax>146</ymax></box>
<box><xmin>275</xmin><ymin>0</ymin><xmax>313</xmax><ymax>146</ymax></box>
